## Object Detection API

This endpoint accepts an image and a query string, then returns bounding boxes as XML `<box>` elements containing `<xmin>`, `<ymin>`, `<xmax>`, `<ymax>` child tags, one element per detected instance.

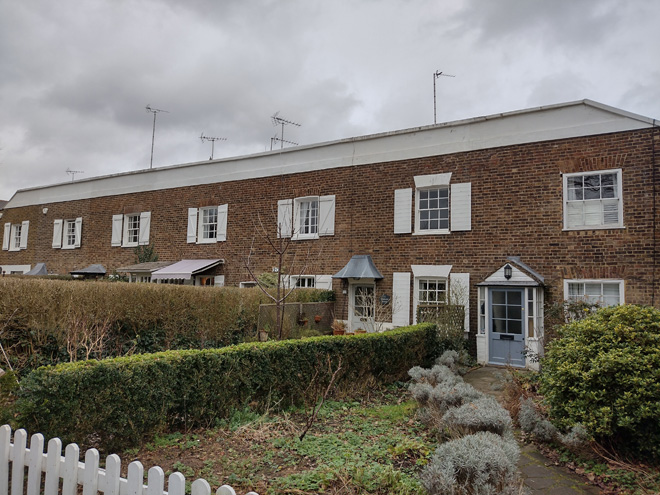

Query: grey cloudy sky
<box><xmin>1</xmin><ymin>0</ymin><xmax>659</xmax><ymax>201</ymax></box>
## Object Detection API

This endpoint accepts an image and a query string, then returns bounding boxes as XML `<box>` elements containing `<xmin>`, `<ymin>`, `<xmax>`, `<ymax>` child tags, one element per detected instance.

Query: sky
<box><xmin>1</xmin><ymin>0</ymin><xmax>659</xmax><ymax>201</ymax></box>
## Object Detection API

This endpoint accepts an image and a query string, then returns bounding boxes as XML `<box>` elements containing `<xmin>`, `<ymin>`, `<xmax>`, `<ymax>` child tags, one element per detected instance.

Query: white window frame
<box><xmin>112</xmin><ymin>212</ymin><xmax>151</xmax><ymax>248</ymax></box>
<box><xmin>5</xmin><ymin>221</ymin><xmax>29</xmax><ymax>252</ymax></box>
<box><xmin>10</xmin><ymin>224</ymin><xmax>22</xmax><ymax>252</ymax></box>
<box><xmin>199</xmin><ymin>206</ymin><xmax>218</xmax><ymax>243</ymax></box>
<box><xmin>416</xmin><ymin>187</ymin><xmax>450</xmax><ymax>234</ymax></box>
<box><xmin>563</xmin><ymin>169</ymin><xmax>624</xmax><ymax>230</ymax></box>
<box><xmin>294</xmin><ymin>276</ymin><xmax>316</xmax><ymax>288</ymax></box>
<box><xmin>563</xmin><ymin>279</ymin><xmax>624</xmax><ymax>307</ymax></box>
<box><xmin>278</xmin><ymin>195</ymin><xmax>335</xmax><ymax>239</ymax></box>
<box><xmin>294</xmin><ymin>197</ymin><xmax>319</xmax><ymax>239</ymax></box>
<box><xmin>123</xmin><ymin>214</ymin><xmax>141</xmax><ymax>247</ymax></box>
<box><xmin>187</xmin><ymin>205</ymin><xmax>228</xmax><ymax>244</ymax></box>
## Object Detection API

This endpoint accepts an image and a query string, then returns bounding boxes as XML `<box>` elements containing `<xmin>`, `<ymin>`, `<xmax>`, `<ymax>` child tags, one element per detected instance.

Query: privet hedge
<box><xmin>539</xmin><ymin>305</ymin><xmax>660</xmax><ymax>460</ymax></box>
<box><xmin>16</xmin><ymin>324</ymin><xmax>443</xmax><ymax>452</ymax></box>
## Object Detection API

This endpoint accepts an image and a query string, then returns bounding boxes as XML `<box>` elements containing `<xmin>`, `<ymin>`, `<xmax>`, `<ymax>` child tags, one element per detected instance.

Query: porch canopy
<box><xmin>151</xmin><ymin>259</ymin><xmax>223</xmax><ymax>281</ymax></box>
<box><xmin>116</xmin><ymin>261</ymin><xmax>174</xmax><ymax>275</ymax></box>
<box><xmin>332</xmin><ymin>255</ymin><xmax>384</xmax><ymax>280</ymax></box>
<box><xmin>25</xmin><ymin>263</ymin><xmax>48</xmax><ymax>276</ymax></box>
<box><xmin>70</xmin><ymin>264</ymin><xmax>106</xmax><ymax>276</ymax></box>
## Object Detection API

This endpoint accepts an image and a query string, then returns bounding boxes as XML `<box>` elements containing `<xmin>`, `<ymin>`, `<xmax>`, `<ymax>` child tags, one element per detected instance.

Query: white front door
<box><xmin>350</xmin><ymin>283</ymin><xmax>375</xmax><ymax>332</ymax></box>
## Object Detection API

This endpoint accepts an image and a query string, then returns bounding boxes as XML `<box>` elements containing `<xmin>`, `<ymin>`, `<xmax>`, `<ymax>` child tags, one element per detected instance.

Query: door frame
<box><xmin>487</xmin><ymin>286</ymin><xmax>526</xmax><ymax>367</ymax></box>
<box><xmin>348</xmin><ymin>281</ymin><xmax>376</xmax><ymax>332</ymax></box>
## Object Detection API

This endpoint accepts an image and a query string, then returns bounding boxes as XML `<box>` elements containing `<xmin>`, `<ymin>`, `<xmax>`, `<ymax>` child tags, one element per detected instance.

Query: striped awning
<box><xmin>151</xmin><ymin>259</ymin><xmax>223</xmax><ymax>281</ymax></box>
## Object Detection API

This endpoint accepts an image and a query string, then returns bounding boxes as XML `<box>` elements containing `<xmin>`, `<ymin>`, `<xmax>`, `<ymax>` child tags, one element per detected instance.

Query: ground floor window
<box><xmin>418</xmin><ymin>278</ymin><xmax>447</xmax><ymax>305</ymax></box>
<box><xmin>564</xmin><ymin>279</ymin><xmax>623</xmax><ymax>307</ymax></box>
<box><xmin>295</xmin><ymin>276</ymin><xmax>316</xmax><ymax>288</ymax></box>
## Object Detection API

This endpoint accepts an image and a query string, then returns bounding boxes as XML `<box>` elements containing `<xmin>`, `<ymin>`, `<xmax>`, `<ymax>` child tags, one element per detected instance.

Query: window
<box><xmin>295</xmin><ymin>276</ymin><xmax>316</xmax><ymax>288</ymax></box>
<box><xmin>3</xmin><ymin>221</ymin><xmax>29</xmax><ymax>252</ymax></box>
<box><xmin>565</xmin><ymin>280</ymin><xmax>623</xmax><ymax>307</ymax></box>
<box><xmin>277</xmin><ymin>195</ymin><xmax>335</xmax><ymax>239</ymax></box>
<box><xmin>418</xmin><ymin>278</ymin><xmax>447</xmax><ymax>305</ymax></box>
<box><xmin>187</xmin><ymin>205</ymin><xmax>228</xmax><ymax>244</ymax></box>
<box><xmin>394</xmin><ymin>174</ymin><xmax>471</xmax><ymax>235</ymax></box>
<box><xmin>297</xmin><ymin>198</ymin><xmax>319</xmax><ymax>237</ymax></box>
<box><xmin>418</xmin><ymin>188</ymin><xmax>449</xmax><ymax>231</ymax></box>
<box><xmin>112</xmin><ymin>212</ymin><xmax>151</xmax><ymax>247</ymax></box>
<box><xmin>564</xmin><ymin>170</ymin><xmax>623</xmax><ymax>229</ymax></box>
<box><xmin>53</xmin><ymin>218</ymin><xmax>83</xmax><ymax>249</ymax></box>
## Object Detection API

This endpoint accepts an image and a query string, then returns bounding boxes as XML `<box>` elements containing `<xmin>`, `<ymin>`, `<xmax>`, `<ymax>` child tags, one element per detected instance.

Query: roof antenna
<box><xmin>433</xmin><ymin>71</ymin><xmax>455</xmax><ymax>125</ymax></box>
<box><xmin>271</xmin><ymin>112</ymin><xmax>301</xmax><ymax>150</ymax></box>
<box><xmin>66</xmin><ymin>168</ymin><xmax>84</xmax><ymax>182</ymax></box>
<box><xmin>146</xmin><ymin>105</ymin><xmax>169</xmax><ymax>169</ymax></box>
<box><xmin>200</xmin><ymin>133</ymin><xmax>227</xmax><ymax>160</ymax></box>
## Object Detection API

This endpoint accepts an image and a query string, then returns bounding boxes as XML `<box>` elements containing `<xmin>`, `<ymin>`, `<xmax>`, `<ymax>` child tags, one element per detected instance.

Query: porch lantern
<box><xmin>503</xmin><ymin>264</ymin><xmax>513</xmax><ymax>280</ymax></box>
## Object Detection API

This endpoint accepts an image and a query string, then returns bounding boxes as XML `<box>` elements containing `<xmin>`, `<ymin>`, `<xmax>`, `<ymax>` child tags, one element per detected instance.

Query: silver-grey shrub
<box><xmin>518</xmin><ymin>397</ymin><xmax>557</xmax><ymax>442</ymax></box>
<box><xmin>421</xmin><ymin>431</ymin><xmax>521</xmax><ymax>495</ymax></box>
<box><xmin>435</xmin><ymin>349</ymin><xmax>471</xmax><ymax>375</ymax></box>
<box><xmin>560</xmin><ymin>423</ymin><xmax>590</xmax><ymax>449</ymax></box>
<box><xmin>442</xmin><ymin>396</ymin><xmax>513</xmax><ymax>437</ymax></box>
<box><xmin>408</xmin><ymin>364</ymin><xmax>460</xmax><ymax>387</ymax></box>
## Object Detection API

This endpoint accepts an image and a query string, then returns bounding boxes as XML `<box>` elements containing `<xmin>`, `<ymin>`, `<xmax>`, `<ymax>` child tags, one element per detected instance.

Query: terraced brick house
<box><xmin>1</xmin><ymin>100</ymin><xmax>658</xmax><ymax>369</ymax></box>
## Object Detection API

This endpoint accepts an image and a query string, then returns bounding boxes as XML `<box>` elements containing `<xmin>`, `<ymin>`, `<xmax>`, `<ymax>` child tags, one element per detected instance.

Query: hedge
<box><xmin>16</xmin><ymin>324</ymin><xmax>444</xmax><ymax>452</ymax></box>
<box><xmin>0</xmin><ymin>278</ymin><xmax>329</xmax><ymax>373</ymax></box>
<box><xmin>539</xmin><ymin>305</ymin><xmax>660</xmax><ymax>460</ymax></box>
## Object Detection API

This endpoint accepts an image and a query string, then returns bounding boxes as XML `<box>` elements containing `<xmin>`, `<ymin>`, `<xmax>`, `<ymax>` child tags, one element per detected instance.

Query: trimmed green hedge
<box><xmin>16</xmin><ymin>324</ymin><xmax>443</xmax><ymax>452</ymax></box>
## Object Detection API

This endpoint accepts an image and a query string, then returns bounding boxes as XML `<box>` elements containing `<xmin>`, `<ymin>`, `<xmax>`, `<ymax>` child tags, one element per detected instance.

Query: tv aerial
<box><xmin>66</xmin><ymin>168</ymin><xmax>84</xmax><ymax>182</ymax></box>
<box><xmin>200</xmin><ymin>133</ymin><xmax>227</xmax><ymax>160</ymax></box>
<box><xmin>271</xmin><ymin>112</ymin><xmax>301</xmax><ymax>150</ymax></box>
<box><xmin>146</xmin><ymin>104</ymin><xmax>169</xmax><ymax>169</ymax></box>
<box><xmin>433</xmin><ymin>70</ymin><xmax>455</xmax><ymax>124</ymax></box>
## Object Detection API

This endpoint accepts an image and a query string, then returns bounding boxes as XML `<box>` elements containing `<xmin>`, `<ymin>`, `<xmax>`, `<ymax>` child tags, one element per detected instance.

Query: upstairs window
<box><xmin>564</xmin><ymin>170</ymin><xmax>623</xmax><ymax>230</ymax></box>
<box><xmin>187</xmin><ymin>205</ymin><xmax>228</xmax><ymax>244</ymax></box>
<box><xmin>277</xmin><ymin>195</ymin><xmax>335</xmax><ymax>239</ymax></box>
<box><xmin>2</xmin><ymin>221</ymin><xmax>29</xmax><ymax>252</ymax></box>
<box><xmin>52</xmin><ymin>218</ymin><xmax>82</xmax><ymax>249</ymax></box>
<box><xmin>112</xmin><ymin>212</ymin><xmax>151</xmax><ymax>248</ymax></box>
<box><xmin>418</xmin><ymin>188</ymin><xmax>449</xmax><ymax>232</ymax></box>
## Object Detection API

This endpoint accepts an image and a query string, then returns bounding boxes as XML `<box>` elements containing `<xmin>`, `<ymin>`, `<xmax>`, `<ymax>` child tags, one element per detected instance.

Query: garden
<box><xmin>2</xmin><ymin>277</ymin><xmax>660</xmax><ymax>494</ymax></box>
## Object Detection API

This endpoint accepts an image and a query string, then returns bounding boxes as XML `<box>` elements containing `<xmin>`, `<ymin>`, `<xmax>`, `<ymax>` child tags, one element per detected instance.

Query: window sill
<box><xmin>61</xmin><ymin>245</ymin><xmax>78</xmax><ymax>250</ymax></box>
<box><xmin>562</xmin><ymin>224</ymin><xmax>625</xmax><ymax>231</ymax></box>
<box><xmin>197</xmin><ymin>238</ymin><xmax>217</xmax><ymax>245</ymax></box>
<box><xmin>293</xmin><ymin>234</ymin><xmax>320</xmax><ymax>241</ymax></box>
<box><xmin>412</xmin><ymin>229</ymin><xmax>450</xmax><ymax>236</ymax></box>
<box><xmin>122</xmin><ymin>242</ymin><xmax>139</xmax><ymax>248</ymax></box>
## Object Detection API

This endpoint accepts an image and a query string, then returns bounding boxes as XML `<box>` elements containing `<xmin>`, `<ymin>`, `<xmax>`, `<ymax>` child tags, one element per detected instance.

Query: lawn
<box><xmin>120</xmin><ymin>383</ymin><xmax>433</xmax><ymax>495</ymax></box>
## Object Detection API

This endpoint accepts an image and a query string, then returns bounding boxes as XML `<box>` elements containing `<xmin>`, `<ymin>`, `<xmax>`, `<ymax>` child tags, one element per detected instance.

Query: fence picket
<box><xmin>101</xmin><ymin>454</ymin><xmax>121</xmax><ymax>495</ymax></box>
<box><xmin>82</xmin><ymin>448</ymin><xmax>100</xmax><ymax>495</ymax></box>
<box><xmin>44</xmin><ymin>437</ymin><xmax>62</xmax><ymax>495</ymax></box>
<box><xmin>61</xmin><ymin>443</ymin><xmax>79</xmax><ymax>495</ymax></box>
<box><xmin>191</xmin><ymin>478</ymin><xmax>211</xmax><ymax>495</ymax></box>
<box><xmin>26</xmin><ymin>433</ymin><xmax>45</xmax><ymax>495</ymax></box>
<box><xmin>126</xmin><ymin>461</ymin><xmax>144</xmax><ymax>495</ymax></box>
<box><xmin>10</xmin><ymin>429</ymin><xmax>27</xmax><ymax>495</ymax></box>
<box><xmin>146</xmin><ymin>466</ymin><xmax>164</xmax><ymax>495</ymax></box>
<box><xmin>168</xmin><ymin>472</ymin><xmax>186</xmax><ymax>495</ymax></box>
<box><xmin>0</xmin><ymin>425</ymin><xmax>10</xmax><ymax>495</ymax></box>
<box><xmin>0</xmin><ymin>425</ymin><xmax>258</xmax><ymax>495</ymax></box>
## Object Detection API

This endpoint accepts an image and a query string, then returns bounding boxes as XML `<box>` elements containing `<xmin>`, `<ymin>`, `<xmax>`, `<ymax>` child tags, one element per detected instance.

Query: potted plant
<box><xmin>314</xmin><ymin>314</ymin><xmax>322</xmax><ymax>323</ymax></box>
<box><xmin>331</xmin><ymin>319</ymin><xmax>346</xmax><ymax>335</ymax></box>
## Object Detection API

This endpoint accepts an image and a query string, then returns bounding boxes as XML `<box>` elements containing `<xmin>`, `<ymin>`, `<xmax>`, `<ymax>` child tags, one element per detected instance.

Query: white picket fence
<box><xmin>0</xmin><ymin>425</ymin><xmax>258</xmax><ymax>495</ymax></box>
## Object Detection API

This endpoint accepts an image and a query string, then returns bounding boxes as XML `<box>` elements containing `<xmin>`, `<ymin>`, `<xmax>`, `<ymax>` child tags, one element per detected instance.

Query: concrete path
<box><xmin>463</xmin><ymin>367</ymin><xmax>601</xmax><ymax>495</ymax></box>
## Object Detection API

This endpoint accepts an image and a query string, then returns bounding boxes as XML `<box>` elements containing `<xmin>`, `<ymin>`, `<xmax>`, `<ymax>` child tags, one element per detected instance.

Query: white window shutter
<box><xmin>111</xmin><ymin>215</ymin><xmax>123</xmax><ymax>246</ymax></box>
<box><xmin>394</xmin><ymin>188</ymin><xmax>412</xmax><ymax>234</ymax></box>
<box><xmin>139</xmin><ymin>211</ymin><xmax>151</xmax><ymax>245</ymax></box>
<box><xmin>214</xmin><ymin>275</ymin><xmax>225</xmax><ymax>287</ymax></box>
<box><xmin>187</xmin><ymin>208</ymin><xmax>198</xmax><ymax>243</ymax></box>
<box><xmin>450</xmin><ymin>183</ymin><xmax>471</xmax><ymax>231</ymax></box>
<box><xmin>319</xmin><ymin>195</ymin><xmax>336</xmax><ymax>236</ymax></box>
<box><xmin>19</xmin><ymin>221</ymin><xmax>29</xmax><ymax>249</ymax></box>
<box><xmin>277</xmin><ymin>199</ymin><xmax>293</xmax><ymax>238</ymax></box>
<box><xmin>2</xmin><ymin>223</ymin><xmax>10</xmax><ymax>251</ymax></box>
<box><xmin>392</xmin><ymin>272</ymin><xmax>411</xmax><ymax>327</ymax></box>
<box><xmin>217</xmin><ymin>204</ymin><xmax>228</xmax><ymax>241</ymax></box>
<box><xmin>74</xmin><ymin>217</ymin><xmax>83</xmax><ymax>248</ymax></box>
<box><xmin>52</xmin><ymin>219</ymin><xmax>63</xmax><ymax>249</ymax></box>
<box><xmin>315</xmin><ymin>275</ymin><xmax>333</xmax><ymax>290</ymax></box>
<box><xmin>449</xmin><ymin>272</ymin><xmax>470</xmax><ymax>333</ymax></box>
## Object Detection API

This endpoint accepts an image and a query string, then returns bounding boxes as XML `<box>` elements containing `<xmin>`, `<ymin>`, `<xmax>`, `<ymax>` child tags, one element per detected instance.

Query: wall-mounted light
<box><xmin>503</xmin><ymin>264</ymin><xmax>513</xmax><ymax>280</ymax></box>
<box><xmin>42</xmin><ymin>208</ymin><xmax>48</xmax><ymax>215</ymax></box>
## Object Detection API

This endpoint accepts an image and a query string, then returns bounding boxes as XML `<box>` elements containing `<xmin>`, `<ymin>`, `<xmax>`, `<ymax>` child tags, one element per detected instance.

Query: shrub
<box><xmin>0</xmin><ymin>278</ymin><xmax>331</xmax><ymax>374</ymax></box>
<box><xmin>408</xmin><ymin>364</ymin><xmax>460</xmax><ymax>387</ymax></box>
<box><xmin>518</xmin><ymin>397</ymin><xmax>557</xmax><ymax>442</ymax></box>
<box><xmin>15</xmin><ymin>324</ymin><xmax>443</xmax><ymax>452</ymax></box>
<box><xmin>420</xmin><ymin>431</ymin><xmax>521</xmax><ymax>495</ymax></box>
<box><xmin>539</xmin><ymin>305</ymin><xmax>660</xmax><ymax>460</ymax></box>
<box><xmin>435</xmin><ymin>349</ymin><xmax>472</xmax><ymax>375</ymax></box>
<box><xmin>442</xmin><ymin>396</ymin><xmax>512</xmax><ymax>437</ymax></box>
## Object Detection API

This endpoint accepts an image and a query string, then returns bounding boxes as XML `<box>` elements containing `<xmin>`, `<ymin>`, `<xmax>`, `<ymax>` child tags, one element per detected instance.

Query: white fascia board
<box><xmin>6</xmin><ymin>100</ymin><xmax>656</xmax><ymax>208</ymax></box>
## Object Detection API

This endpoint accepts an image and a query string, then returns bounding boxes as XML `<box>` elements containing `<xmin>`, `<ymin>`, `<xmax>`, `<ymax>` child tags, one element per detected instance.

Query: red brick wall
<box><xmin>2</xmin><ymin>128</ymin><xmax>658</xmax><ymax>333</ymax></box>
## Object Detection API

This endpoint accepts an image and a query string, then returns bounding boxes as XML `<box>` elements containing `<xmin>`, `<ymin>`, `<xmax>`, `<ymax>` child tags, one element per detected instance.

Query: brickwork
<box><xmin>1</xmin><ymin>127</ymin><xmax>658</xmax><ymax>338</ymax></box>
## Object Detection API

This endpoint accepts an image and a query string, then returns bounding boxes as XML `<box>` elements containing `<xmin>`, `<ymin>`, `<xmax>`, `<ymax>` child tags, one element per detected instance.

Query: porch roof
<box><xmin>151</xmin><ymin>259</ymin><xmax>223</xmax><ymax>281</ymax></box>
<box><xmin>332</xmin><ymin>255</ymin><xmax>384</xmax><ymax>280</ymax></box>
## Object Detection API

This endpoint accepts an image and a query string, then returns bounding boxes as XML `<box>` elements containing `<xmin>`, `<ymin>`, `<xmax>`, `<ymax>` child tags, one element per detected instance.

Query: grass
<box><xmin>119</xmin><ymin>383</ymin><xmax>433</xmax><ymax>494</ymax></box>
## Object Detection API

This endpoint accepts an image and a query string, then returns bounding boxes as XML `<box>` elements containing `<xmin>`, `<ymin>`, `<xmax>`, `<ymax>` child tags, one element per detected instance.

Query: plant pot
<box><xmin>355</xmin><ymin>329</ymin><xmax>367</xmax><ymax>334</ymax></box>
<box><xmin>314</xmin><ymin>315</ymin><xmax>322</xmax><ymax>323</ymax></box>
<box><xmin>333</xmin><ymin>329</ymin><xmax>345</xmax><ymax>335</ymax></box>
